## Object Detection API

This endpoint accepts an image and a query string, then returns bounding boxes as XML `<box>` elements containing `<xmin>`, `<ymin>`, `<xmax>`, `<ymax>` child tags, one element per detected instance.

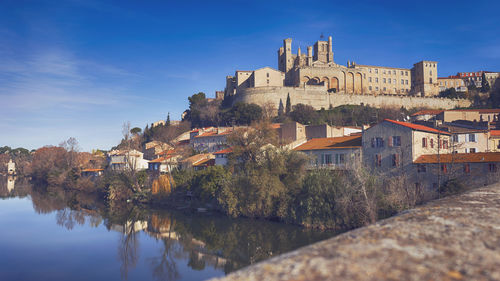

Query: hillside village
<box><xmin>97</xmin><ymin>106</ymin><xmax>500</xmax><ymax>193</ymax></box>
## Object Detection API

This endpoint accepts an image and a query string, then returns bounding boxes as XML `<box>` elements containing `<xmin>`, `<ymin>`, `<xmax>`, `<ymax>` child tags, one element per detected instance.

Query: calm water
<box><xmin>0</xmin><ymin>177</ymin><xmax>335</xmax><ymax>281</ymax></box>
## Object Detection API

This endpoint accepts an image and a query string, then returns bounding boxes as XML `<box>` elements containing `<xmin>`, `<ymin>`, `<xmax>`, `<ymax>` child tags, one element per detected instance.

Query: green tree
<box><xmin>481</xmin><ymin>72</ymin><xmax>491</xmax><ymax>93</ymax></box>
<box><xmin>130</xmin><ymin>127</ymin><xmax>142</xmax><ymax>135</ymax></box>
<box><xmin>285</xmin><ymin>93</ymin><xmax>291</xmax><ymax>115</ymax></box>
<box><xmin>289</xmin><ymin>103</ymin><xmax>319</xmax><ymax>125</ymax></box>
<box><xmin>166</xmin><ymin>112</ymin><xmax>171</xmax><ymax>126</ymax></box>
<box><xmin>278</xmin><ymin>99</ymin><xmax>284</xmax><ymax>116</ymax></box>
<box><xmin>223</xmin><ymin>102</ymin><xmax>263</xmax><ymax>125</ymax></box>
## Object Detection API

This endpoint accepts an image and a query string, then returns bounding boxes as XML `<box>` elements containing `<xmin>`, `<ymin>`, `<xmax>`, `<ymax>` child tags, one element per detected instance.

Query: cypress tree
<box><xmin>278</xmin><ymin>99</ymin><xmax>284</xmax><ymax>116</ymax></box>
<box><xmin>166</xmin><ymin>112</ymin><xmax>171</xmax><ymax>126</ymax></box>
<box><xmin>481</xmin><ymin>72</ymin><xmax>490</xmax><ymax>93</ymax></box>
<box><xmin>285</xmin><ymin>93</ymin><xmax>291</xmax><ymax>115</ymax></box>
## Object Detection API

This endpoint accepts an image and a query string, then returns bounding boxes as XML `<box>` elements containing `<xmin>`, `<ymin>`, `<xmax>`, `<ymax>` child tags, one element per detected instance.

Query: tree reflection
<box><xmin>8</xmin><ymin>183</ymin><xmax>336</xmax><ymax>280</ymax></box>
<box><xmin>147</xmin><ymin>213</ymin><xmax>181</xmax><ymax>281</ymax></box>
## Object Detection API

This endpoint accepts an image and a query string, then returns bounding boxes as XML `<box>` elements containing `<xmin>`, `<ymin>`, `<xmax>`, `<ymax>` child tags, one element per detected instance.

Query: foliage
<box><xmin>221</xmin><ymin>102</ymin><xmax>263</xmax><ymax>126</ymax></box>
<box><xmin>481</xmin><ymin>72</ymin><xmax>490</xmax><ymax>93</ymax></box>
<box><xmin>439</xmin><ymin>178</ymin><xmax>466</xmax><ymax>196</ymax></box>
<box><xmin>278</xmin><ymin>99</ymin><xmax>284</xmax><ymax>116</ymax></box>
<box><xmin>130</xmin><ymin>127</ymin><xmax>142</xmax><ymax>135</ymax></box>
<box><xmin>286</xmin><ymin>104</ymin><xmax>414</xmax><ymax>126</ymax></box>
<box><xmin>152</xmin><ymin>174</ymin><xmax>176</xmax><ymax>196</ymax></box>
<box><xmin>439</xmin><ymin>88</ymin><xmax>466</xmax><ymax>99</ymax></box>
<box><xmin>289</xmin><ymin>103</ymin><xmax>319</xmax><ymax>125</ymax></box>
<box><xmin>285</xmin><ymin>93</ymin><xmax>291</xmax><ymax>115</ymax></box>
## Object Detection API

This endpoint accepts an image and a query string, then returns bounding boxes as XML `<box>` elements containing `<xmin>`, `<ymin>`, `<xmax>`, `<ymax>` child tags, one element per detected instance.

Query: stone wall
<box><xmin>233</xmin><ymin>85</ymin><xmax>471</xmax><ymax>111</ymax></box>
<box><xmin>212</xmin><ymin>182</ymin><xmax>500</xmax><ymax>281</ymax></box>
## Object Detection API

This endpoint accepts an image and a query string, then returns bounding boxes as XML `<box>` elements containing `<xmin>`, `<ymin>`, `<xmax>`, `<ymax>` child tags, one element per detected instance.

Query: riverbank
<box><xmin>212</xmin><ymin>181</ymin><xmax>500</xmax><ymax>281</ymax></box>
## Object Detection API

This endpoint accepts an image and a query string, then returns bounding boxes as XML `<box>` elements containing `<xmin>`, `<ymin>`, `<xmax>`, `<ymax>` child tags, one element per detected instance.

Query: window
<box><xmin>422</xmin><ymin>137</ymin><xmax>427</xmax><ymax>148</ymax></box>
<box><xmin>266</xmin><ymin>73</ymin><xmax>269</xmax><ymax>77</ymax></box>
<box><xmin>376</xmin><ymin>86</ymin><xmax>379</xmax><ymax>90</ymax></box>
<box><xmin>376</xmin><ymin>78</ymin><xmax>379</xmax><ymax>83</ymax></box>
<box><xmin>489</xmin><ymin>163</ymin><xmax>497</xmax><ymax>172</ymax></box>
<box><xmin>430</xmin><ymin>78</ymin><xmax>433</xmax><ymax>83</ymax></box>
<box><xmin>383</xmin><ymin>87</ymin><xmax>386</xmax><ymax>91</ymax></box>
<box><xmin>375</xmin><ymin>154</ymin><xmax>382</xmax><ymax>167</ymax></box>
<box><xmin>383</xmin><ymin>70</ymin><xmax>386</xmax><ymax>74</ymax></box>
<box><xmin>375</xmin><ymin>69</ymin><xmax>378</xmax><ymax>74</ymax></box>
<box><xmin>393</xmin><ymin>70</ymin><xmax>396</xmax><ymax>75</ymax></box>
<box><xmin>443</xmin><ymin>140</ymin><xmax>448</xmax><ymax>149</ymax></box>
<box><xmin>392</xmin><ymin>154</ymin><xmax>400</xmax><ymax>167</ymax></box>
<box><xmin>369</xmin><ymin>77</ymin><xmax>372</xmax><ymax>82</ymax></box>
<box><xmin>363</xmin><ymin>73</ymin><xmax>366</xmax><ymax>79</ymax></box>
<box><xmin>369</xmin><ymin>68</ymin><xmax>372</xmax><ymax>73</ymax></box>
<box><xmin>405</xmin><ymin>80</ymin><xmax>409</xmax><ymax>85</ymax></box>
<box><xmin>389</xmin><ymin>136</ymin><xmax>401</xmax><ymax>147</ymax></box>
<box><xmin>469</xmin><ymin>148</ymin><xmax>476</xmax><ymax>153</ymax></box>
<box><xmin>430</xmin><ymin>138</ymin><xmax>434</xmax><ymax>148</ymax></box>
<box><xmin>441</xmin><ymin>164</ymin><xmax>447</xmax><ymax>174</ymax></box>
<box><xmin>430</xmin><ymin>70</ymin><xmax>432</xmax><ymax>75</ymax></box>
<box><xmin>339</xmin><ymin>154</ymin><xmax>345</xmax><ymax>164</ymax></box>
<box><xmin>322</xmin><ymin>154</ymin><xmax>332</xmax><ymax>165</ymax></box>
<box><xmin>401</xmin><ymin>71</ymin><xmax>404</xmax><ymax>75</ymax></box>
<box><xmin>369</xmin><ymin>86</ymin><xmax>372</xmax><ymax>90</ymax></box>
<box><xmin>452</xmin><ymin>135</ymin><xmax>459</xmax><ymax>143</ymax></box>
<box><xmin>417</xmin><ymin>164</ymin><xmax>426</xmax><ymax>173</ymax></box>
<box><xmin>468</xmin><ymin>133</ymin><xmax>476</xmax><ymax>142</ymax></box>
<box><xmin>405</xmin><ymin>71</ymin><xmax>408</xmax><ymax>76</ymax></box>
<box><xmin>371</xmin><ymin>137</ymin><xmax>384</xmax><ymax>148</ymax></box>
<box><xmin>463</xmin><ymin>163</ymin><xmax>470</xmax><ymax>173</ymax></box>
<box><xmin>401</xmin><ymin>79</ymin><xmax>404</xmax><ymax>84</ymax></box>
<box><xmin>383</xmin><ymin>78</ymin><xmax>386</xmax><ymax>83</ymax></box>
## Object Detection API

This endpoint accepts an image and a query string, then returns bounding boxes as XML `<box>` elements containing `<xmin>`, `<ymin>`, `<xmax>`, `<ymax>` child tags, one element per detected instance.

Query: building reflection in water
<box><xmin>7</xmin><ymin>176</ymin><xmax>15</xmax><ymax>193</ymax></box>
<box><xmin>18</xmin><ymin>185</ymin><xmax>335</xmax><ymax>281</ymax></box>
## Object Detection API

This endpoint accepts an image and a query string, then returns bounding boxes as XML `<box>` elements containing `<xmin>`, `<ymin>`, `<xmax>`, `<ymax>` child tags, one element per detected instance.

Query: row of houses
<box><xmin>291</xmin><ymin>108</ymin><xmax>500</xmax><ymax>191</ymax></box>
<box><xmin>90</xmin><ymin>107</ymin><xmax>500</xmax><ymax>193</ymax></box>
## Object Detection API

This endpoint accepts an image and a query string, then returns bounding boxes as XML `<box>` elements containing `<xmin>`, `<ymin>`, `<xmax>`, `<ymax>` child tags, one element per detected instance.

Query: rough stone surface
<box><xmin>212</xmin><ymin>183</ymin><xmax>500</xmax><ymax>281</ymax></box>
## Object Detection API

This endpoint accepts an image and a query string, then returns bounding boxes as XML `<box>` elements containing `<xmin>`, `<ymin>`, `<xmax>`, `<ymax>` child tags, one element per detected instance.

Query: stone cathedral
<box><xmin>222</xmin><ymin>36</ymin><xmax>469</xmax><ymax>110</ymax></box>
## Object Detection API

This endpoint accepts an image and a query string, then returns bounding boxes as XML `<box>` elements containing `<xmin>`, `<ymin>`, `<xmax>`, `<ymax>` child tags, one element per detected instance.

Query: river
<box><xmin>0</xmin><ymin>176</ymin><xmax>336</xmax><ymax>281</ymax></box>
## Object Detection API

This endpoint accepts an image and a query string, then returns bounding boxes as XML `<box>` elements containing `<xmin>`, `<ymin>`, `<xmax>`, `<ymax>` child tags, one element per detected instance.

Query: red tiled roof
<box><xmin>193</xmin><ymin>158</ymin><xmax>215</xmax><ymax>167</ymax></box>
<box><xmin>411</xmin><ymin>110</ymin><xmax>444</xmax><ymax>117</ymax></box>
<box><xmin>384</xmin><ymin>119</ymin><xmax>450</xmax><ymax>135</ymax></box>
<box><xmin>294</xmin><ymin>136</ymin><xmax>362</xmax><ymax>151</ymax></box>
<box><xmin>271</xmin><ymin>123</ymin><xmax>282</xmax><ymax>129</ymax></box>
<box><xmin>214</xmin><ymin>147</ymin><xmax>233</xmax><ymax>155</ymax></box>
<box><xmin>82</xmin><ymin>168</ymin><xmax>104</xmax><ymax>172</ymax></box>
<box><xmin>415</xmin><ymin>152</ymin><xmax>500</xmax><ymax>164</ymax></box>
<box><xmin>149</xmin><ymin>156</ymin><xmax>175</xmax><ymax>163</ymax></box>
<box><xmin>450</xmin><ymin>108</ymin><xmax>500</xmax><ymax>114</ymax></box>
<box><xmin>195</xmin><ymin>130</ymin><xmax>233</xmax><ymax>138</ymax></box>
<box><xmin>490</xmin><ymin>130</ymin><xmax>500</xmax><ymax>137</ymax></box>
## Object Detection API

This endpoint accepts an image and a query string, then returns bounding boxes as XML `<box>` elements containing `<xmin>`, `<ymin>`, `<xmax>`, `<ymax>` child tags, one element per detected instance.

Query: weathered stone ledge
<box><xmin>212</xmin><ymin>183</ymin><xmax>500</xmax><ymax>281</ymax></box>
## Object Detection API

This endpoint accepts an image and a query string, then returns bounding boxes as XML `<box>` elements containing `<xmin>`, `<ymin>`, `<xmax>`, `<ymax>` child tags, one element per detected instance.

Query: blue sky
<box><xmin>1</xmin><ymin>0</ymin><xmax>499</xmax><ymax>151</ymax></box>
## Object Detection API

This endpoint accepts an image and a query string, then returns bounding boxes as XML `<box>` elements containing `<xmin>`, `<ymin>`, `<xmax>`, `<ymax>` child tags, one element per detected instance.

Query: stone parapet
<box><xmin>212</xmin><ymin>182</ymin><xmax>500</xmax><ymax>281</ymax></box>
<box><xmin>233</xmin><ymin>86</ymin><xmax>471</xmax><ymax>110</ymax></box>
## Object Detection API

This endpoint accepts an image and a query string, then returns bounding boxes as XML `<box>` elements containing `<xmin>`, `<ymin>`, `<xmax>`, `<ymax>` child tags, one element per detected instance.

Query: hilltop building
<box><xmin>222</xmin><ymin>36</ymin><xmax>470</xmax><ymax>111</ymax></box>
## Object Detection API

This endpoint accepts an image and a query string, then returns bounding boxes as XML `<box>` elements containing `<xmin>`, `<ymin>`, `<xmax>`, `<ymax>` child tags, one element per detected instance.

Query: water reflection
<box><xmin>0</xmin><ymin>181</ymin><xmax>335</xmax><ymax>281</ymax></box>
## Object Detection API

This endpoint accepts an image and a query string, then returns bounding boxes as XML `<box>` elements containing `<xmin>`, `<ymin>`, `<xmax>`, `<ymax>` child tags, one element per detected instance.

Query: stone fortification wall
<box><xmin>232</xmin><ymin>85</ymin><xmax>471</xmax><ymax>110</ymax></box>
<box><xmin>212</xmin><ymin>182</ymin><xmax>500</xmax><ymax>281</ymax></box>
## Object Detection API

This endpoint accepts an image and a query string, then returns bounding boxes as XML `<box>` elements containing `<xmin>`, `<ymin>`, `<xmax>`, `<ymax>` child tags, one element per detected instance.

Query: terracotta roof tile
<box><xmin>82</xmin><ymin>168</ymin><xmax>104</xmax><ymax>172</ymax></box>
<box><xmin>214</xmin><ymin>147</ymin><xmax>233</xmax><ymax>155</ymax></box>
<box><xmin>411</xmin><ymin>110</ymin><xmax>444</xmax><ymax>116</ymax></box>
<box><xmin>491</xmin><ymin>130</ymin><xmax>500</xmax><ymax>137</ymax></box>
<box><xmin>384</xmin><ymin>119</ymin><xmax>451</xmax><ymax>135</ymax></box>
<box><xmin>415</xmin><ymin>152</ymin><xmax>500</xmax><ymax>164</ymax></box>
<box><xmin>294</xmin><ymin>136</ymin><xmax>361</xmax><ymax>151</ymax></box>
<box><xmin>193</xmin><ymin>158</ymin><xmax>215</xmax><ymax>167</ymax></box>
